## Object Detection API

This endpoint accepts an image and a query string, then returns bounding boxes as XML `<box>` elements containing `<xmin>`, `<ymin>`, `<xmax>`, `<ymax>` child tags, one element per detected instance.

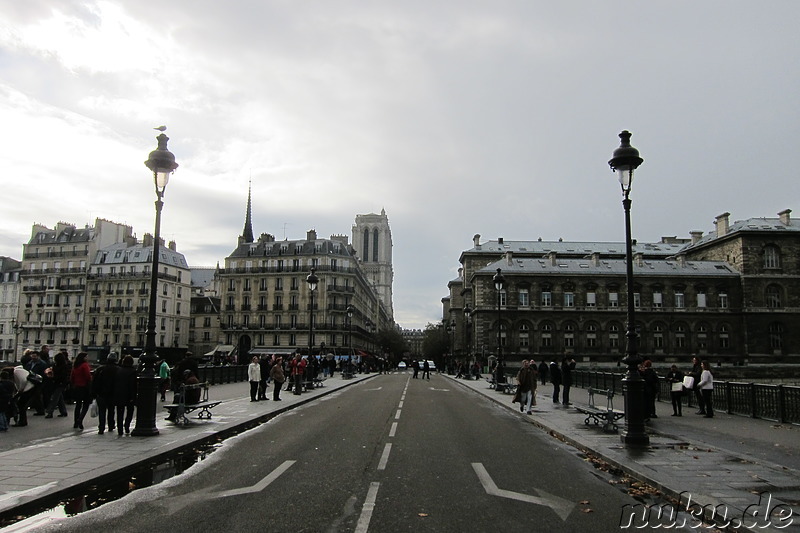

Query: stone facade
<box><xmin>448</xmin><ymin>210</ymin><xmax>800</xmax><ymax>365</ymax></box>
<box><xmin>0</xmin><ymin>257</ymin><xmax>21</xmax><ymax>360</ymax></box>
<box><xmin>352</xmin><ymin>209</ymin><xmax>394</xmax><ymax>322</ymax></box>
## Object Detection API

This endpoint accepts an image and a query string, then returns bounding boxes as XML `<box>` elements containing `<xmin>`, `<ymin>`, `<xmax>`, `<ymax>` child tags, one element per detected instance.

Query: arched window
<box><xmin>540</xmin><ymin>323</ymin><xmax>552</xmax><ymax>348</ymax></box>
<box><xmin>718</xmin><ymin>324</ymin><xmax>730</xmax><ymax>349</ymax></box>
<box><xmin>766</xmin><ymin>285</ymin><xmax>782</xmax><ymax>308</ymax></box>
<box><xmin>519</xmin><ymin>323</ymin><xmax>530</xmax><ymax>348</ymax></box>
<box><xmin>372</xmin><ymin>229</ymin><xmax>379</xmax><ymax>262</ymax></box>
<box><xmin>563</xmin><ymin>323</ymin><xmax>575</xmax><ymax>348</ymax></box>
<box><xmin>764</xmin><ymin>245</ymin><xmax>781</xmax><ymax>269</ymax></box>
<box><xmin>585</xmin><ymin>322</ymin><xmax>598</xmax><ymax>348</ymax></box>
<box><xmin>362</xmin><ymin>229</ymin><xmax>370</xmax><ymax>262</ymax></box>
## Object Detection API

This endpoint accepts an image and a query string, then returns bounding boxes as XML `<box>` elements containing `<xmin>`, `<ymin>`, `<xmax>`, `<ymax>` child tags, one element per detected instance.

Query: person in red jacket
<box><xmin>70</xmin><ymin>352</ymin><xmax>92</xmax><ymax>431</ymax></box>
<box><xmin>290</xmin><ymin>353</ymin><xmax>306</xmax><ymax>395</ymax></box>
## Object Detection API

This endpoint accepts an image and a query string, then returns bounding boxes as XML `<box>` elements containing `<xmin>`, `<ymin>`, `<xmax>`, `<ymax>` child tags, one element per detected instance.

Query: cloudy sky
<box><xmin>1</xmin><ymin>1</ymin><xmax>798</xmax><ymax>330</ymax></box>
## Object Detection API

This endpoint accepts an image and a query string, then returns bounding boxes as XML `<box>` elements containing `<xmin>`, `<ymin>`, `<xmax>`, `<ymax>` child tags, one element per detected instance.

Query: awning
<box><xmin>204</xmin><ymin>344</ymin><xmax>235</xmax><ymax>356</ymax></box>
<box><xmin>249</xmin><ymin>348</ymin><xmax>296</xmax><ymax>356</ymax></box>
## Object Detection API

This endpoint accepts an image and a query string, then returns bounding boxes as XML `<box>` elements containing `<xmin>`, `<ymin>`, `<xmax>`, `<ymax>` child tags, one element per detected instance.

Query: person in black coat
<box><xmin>549</xmin><ymin>361</ymin><xmax>562</xmax><ymax>403</ymax></box>
<box><xmin>666</xmin><ymin>364</ymin><xmax>685</xmax><ymax>416</ymax></box>
<box><xmin>92</xmin><ymin>353</ymin><xmax>119</xmax><ymax>434</ymax></box>
<box><xmin>538</xmin><ymin>361</ymin><xmax>549</xmax><ymax>385</ymax></box>
<box><xmin>113</xmin><ymin>355</ymin><xmax>137</xmax><ymax>435</ymax></box>
<box><xmin>561</xmin><ymin>357</ymin><xmax>576</xmax><ymax>405</ymax></box>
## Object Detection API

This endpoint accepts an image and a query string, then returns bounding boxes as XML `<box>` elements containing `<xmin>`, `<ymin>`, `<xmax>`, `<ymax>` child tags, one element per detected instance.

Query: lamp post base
<box><xmin>131</xmin><ymin>373</ymin><xmax>160</xmax><ymax>437</ymax></box>
<box><xmin>620</xmin><ymin>372</ymin><xmax>649</xmax><ymax>447</ymax></box>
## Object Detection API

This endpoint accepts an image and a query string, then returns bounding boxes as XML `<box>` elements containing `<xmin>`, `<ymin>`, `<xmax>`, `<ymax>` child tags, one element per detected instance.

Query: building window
<box><xmin>275</xmin><ymin>278</ymin><xmax>283</xmax><ymax>290</ymax></box>
<box><xmin>609</xmin><ymin>292</ymin><xmax>619</xmax><ymax>308</ymax></box>
<box><xmin>697</xmin><ymin>291</ymin><xmax>707</xmax><ymax>308</ymax></box>
<box><xmin>764</xmin><ymin>245</ymin><xmax>781</xmax><ymax>269</ymax></box>
<box><xmin>564</xmin><ymin>292</ymin><xmax>574</xmax><ymax>308</ymax></box>
<box><xmin>766</xmin><ymin>286</ymin><xmax>781</xmax><ymax>308</ymax></box>
<box><xmin>675</xmin><ymin>324</ymin><xmax>686</xmax><ymax>349</ymax></box>
<box><xmin>499</xmin><ymin>292</ymin><xmax>507</xmax><ymax>307</ymax></box>
<box><xmin>769</xmin><ymin>323</ymin><xmax>783</xmax><ymax>349</ymax></box>
<box><xmin>653</xmin><ymin>324</ymin><xmax>664</xmax><ymax>349</ymax></box>
<box><xmin>519</xmin><ymin>324</ymin><xmax>530</xmax><ymax>348</ymax></box>
<box><xmin>652</xmin><ymin>291</ymin><xmax>662</xmax><ymax>308</ymax></box>
<box><xmin>586</xmin><ymin>324</ymin><xmax>597</xmax><ymax>348</ymax></box>
<box><xmin>519</xmin><ymin>289</ymin><xmax>529</xmax><ymax>307</ymax></box>
<box><xmin>499</xmin><ymin>323</ymin><xmax>507</xmax><ymax>347</ymax></box>
<box><xmin>586</xmin><ymin>292</ymin><xmax>596</xmax><ymax>307</ymax></box>
<box><xmin>609</xmin><ymin>324</ymin><xmax>619</xmax><ymax>348</ymax></box>
<box><xmin>563</xmin><ymin>324</ymin><xmax>574</xmax><ymax>348</ymax></box>
<box><xmin>719</xmin><ymin>325</ymin><xmax>729</xmax><ymax>349</ymax></box>
<box><xmin>675</xmin><ymin>293</ymin><xmax>685</xmax><ymax>309</ymax></box>
<box><xmin>540</xmin><ymin>323</ymin><xmax>552</xmax><ymax>348</ymax></box>
<box><xmin>718</xmin><ymin>292</ymin><xmax>728</xmax><ymax>309</ymax></box>
<box><xmin>541</xmin><ymin>291</ymin><xmax>552</xmax><ymax>307</ymax></box>
<box><xmin>633</xmin><ymin>293</ymin><xmax>641</xmax><ymax>308</ymax></box>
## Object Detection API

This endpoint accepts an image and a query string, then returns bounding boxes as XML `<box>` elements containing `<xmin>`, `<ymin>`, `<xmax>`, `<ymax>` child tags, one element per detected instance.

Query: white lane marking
<box><xmin>377</xmin><ymin>443</ymin><xmax>392</xmax><ymax>471</ymax></box>
<box><xmin>471</xmin><ymin>463</ymin><xmax>574</xmax><ymax>521</ymax></box>
<box><xmin>355</xmin><ymin>482</ymin><xmax>380</xmax><ymax>533</ymax></box>
<box><xmin>398</xmin><ymin>400</ymin><xmax>404</xmax><ymax>408</ymax></box>
<box><xmin>394</xmin><ymin>409</ymin><xmax>401</xmax><ymax>420</ymax></box>
<box><xmin>428</xmin><ymin>387</ymin><xmax>449</xmax><ymax>391</ymax></box>
<box><xmin>366</xmin><ymin>387</ymin><xmax>383</xmax><ymax>391</ymax></box>
<box><xmin>214</xmin><ymin>460</ymin><xmax>296</xmax><ymax>498</ymax></box>
<box><xmin>389</xmin><ymin>422</ymin><xmax>398</xmax><ymax>438</ymax></box>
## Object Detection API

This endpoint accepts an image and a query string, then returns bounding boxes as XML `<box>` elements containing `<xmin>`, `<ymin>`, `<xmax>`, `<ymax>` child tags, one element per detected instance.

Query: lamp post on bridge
<box><xmin>493</xmin><ymin>268</ymin><xmax>505</xmax><ymax>384</ymax></box>
<box><xmin>132</xmin><ymin>130</ymin><xmax>178</xmax><ymax>437</ymax></box>
<box><xmin>306</xmin><ymin>268</ymin><xmax>318</xmax><ymax>360</ymax></box>
<box><xmin>608</xmin><ymin>130</ymin><xmax>649</xmax><ymax>447</ymax></box>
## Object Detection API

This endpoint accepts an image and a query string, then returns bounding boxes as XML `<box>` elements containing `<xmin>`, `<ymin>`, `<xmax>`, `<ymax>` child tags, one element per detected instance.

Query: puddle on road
<box><xmin>0</xmin><ymin>443</ymin><xmax>223</xmax><ymax>531</ymax></box>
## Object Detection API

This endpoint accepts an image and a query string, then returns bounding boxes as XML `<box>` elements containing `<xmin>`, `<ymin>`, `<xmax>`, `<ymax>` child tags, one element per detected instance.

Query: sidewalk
<box><xmin>449</xmin><ymin>375</ymin><xmax>800</xmax><ymax>532</ymax></box>
<box><xmin>0</xmin><ymin>373</ymin><xmax>377</xmax><ymax>523</ymax></box>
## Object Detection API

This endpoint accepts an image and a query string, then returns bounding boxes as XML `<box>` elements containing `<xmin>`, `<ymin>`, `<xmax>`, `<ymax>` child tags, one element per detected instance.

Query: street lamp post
<box><xmin>346</xmin><ymin>304</ymin><xmax>354</xmax><ymax>376</ymax></box>
<box><xmin>132</xmin><ymin>131</ymin><xmax>178</xmax><ymax>437</ymax></box>
<box><xmin>608</xmin><ymin>130</ymin><xmax>649</xmax><ymax>447</ymax></box>
<box><xmin>306</xmin><ymin>268</ymin><xmax>318</xmax><ymax>360</ymax></box>
<box><xmin>10</xmin><ymin>319</ymin><xmax>21</xmax><ymax>362</ymax></box>
<box><xmin>493</xmin><ymin>268</ymin><xmax>505</xmax><ymax>384</ymax></box>
<box><xmin>463</xmin><ymin>306</ymin><xmax>472</xmax><ymax>365</ymax></box>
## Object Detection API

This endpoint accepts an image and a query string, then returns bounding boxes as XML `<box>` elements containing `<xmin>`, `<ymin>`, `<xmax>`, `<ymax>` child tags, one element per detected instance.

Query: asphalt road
<box><xmin>35</xmin><ymin>374</ymin><xmax>685</xmax><ymax>532</ymax></box>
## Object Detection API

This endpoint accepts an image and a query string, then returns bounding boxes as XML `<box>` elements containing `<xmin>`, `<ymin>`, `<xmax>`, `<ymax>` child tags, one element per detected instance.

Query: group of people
<box><xmin>0</xmin><ymin>346</ymin><xmax>139</xmax><ymax>434</ymax></box>
<box><xmin>664</xmin><ymin>356</ymin><xmax>715</xmax><ymax>418</ymax></box>
<box><xmin>247</xmin><ymin>354</ymin><xmax>287</xmax><ymax>401</ymax></box>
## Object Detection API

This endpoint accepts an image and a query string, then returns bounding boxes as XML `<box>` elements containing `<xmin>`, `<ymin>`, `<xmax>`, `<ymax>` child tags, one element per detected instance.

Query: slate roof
<box><xmin>477</xmin><ymin>257</ymin><xmax>739</xmax><ymax>278</ymax></box>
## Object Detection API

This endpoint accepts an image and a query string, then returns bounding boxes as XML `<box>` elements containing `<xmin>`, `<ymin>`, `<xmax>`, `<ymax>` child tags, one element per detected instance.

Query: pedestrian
<box><xmin>158</xmin><ymin>359</ymin><xmax>170</xmax><ymax>402</ymax></box>
<box><xmin>248</xmin><ymin>356</ymin><xmax>261</xmax><ymax>402</ymax></box>
<box><xmin>411</xmin><ymin>360</ymin><xmax>419</xmax><ymax>379</ymax></box>
<box><xmin>561</xmin><ymin>357</ymin><xmax>575</xmax><ymax>405</ymax></box>
<box><xmin>92</xmin><ymin>353</ymin><xmax>119</xmax><ymax>434</ymax></box>
<box><xmin>689</xmin><ymin>356</ymin><xmax>705</xmax><ymax>415</ymax></box>
<box><xmin>640</xmin><ymin>359</ymin><xmax>659</xmax><ymax>419</ymax></box>
<box><xmin>113</xmin><ymin>355</ymin><xmax>137</xmax><ymax>435</ymax></box>
<box><xmin>258</xmin><ymin>355</ymin><xmax>270</xmax><ymax>401</ymax></box>
<box><xmin>173</xmin><ymin>353</ymin><xmax>199</xmax><ymax>403</ymax></box>
<box><xmin>25</xmin><ymin>351</ymin><xmax>48</xmax><ymax>416</ymax></box>
<box><xmin>698</xmin><ymin>361</ymin><xmax>714</xmax><ymax>418</ymax></box>
<box><xmin>11</xmin><ymin>365</ymin><xmax>41</xmax><ymax>427</ymax></box>
<box><xmin>45</xmin><ymin>351</ymin><xmax>70</xmax><ymax>418</ymax></box>
<box><xmin>0</xmin><ymin>368</ymin><xmax>17</xmax><ymax>432</ymax></box>
<box><xmin>515</xmin><ymin>359</ymin><xmax>538</xmax><ymax>415</ymax></box>
<box><xmin>290</xmin><ymin>353</ymin><xmax>306</xmax><ymax>395</ymax></box>
<box><xmin>182</xmin><ymin>370</ymin><xmax>201</xmax><ymax>404</ymax></box>
<box><xmin>70</xmin><ymin>352</ymin><xmax>92</xmax><ymax>430</ymax></box>
<box><xmin>39</xmin><ymin>344</ymin><xmax>52</xmax><ymax>364</ymax></box>
<box><xmin>422</xmin><ymin>360</ymin><xmax>431</xmax><ymax>380</ymax></box>
<box><xmin>538</xmin><ymin>361</ymin><xmax>549</xmax><ymax>386</ymax></box>
<box><xmin>666</xmin><ymin>364</ymin><xmax>685</xmax><ymax>416</ymax></box>
<box><xmin>270</xmin><ymin>357</ymin><xmax>285</xmax><ymax>401</ymax></box>
<box><xmin>549</xmin><ymin>361</ymin><xmax>562</xmax><ymax>403</ymax></box>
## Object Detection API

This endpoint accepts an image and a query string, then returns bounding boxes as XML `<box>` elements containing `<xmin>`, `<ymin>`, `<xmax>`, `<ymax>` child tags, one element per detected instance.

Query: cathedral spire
<box><xmin>242</xmin><ymin>179</ymin><xmax>254</xmax><ymax>243</ymax></box>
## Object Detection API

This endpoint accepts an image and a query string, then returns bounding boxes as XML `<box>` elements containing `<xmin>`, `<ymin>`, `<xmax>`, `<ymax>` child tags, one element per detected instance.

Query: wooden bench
<box><xmin>574</xmin><ymin>387</ymin><xmax>624</xmax><ymax>433</ymax></box>
<box><xmin>163</xmin><ymin>382</ymin><xmax>221</xmax><ymax>426</ymax></box>
<box><xmin>486</xmin><ymin>375</ymin><xmax>517</xmax><ymax>395</ymax></box>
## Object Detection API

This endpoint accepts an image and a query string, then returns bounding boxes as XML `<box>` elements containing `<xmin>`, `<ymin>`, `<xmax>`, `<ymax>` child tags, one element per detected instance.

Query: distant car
<box><xmin>397</xmin><ymin>362</ymin><xmax>407</xmax><ymax>370</ymax></box>
<box><xmin>423</xmin><ymin>360</ymin><xmax>436</xmax><ymax>371</ymax></box>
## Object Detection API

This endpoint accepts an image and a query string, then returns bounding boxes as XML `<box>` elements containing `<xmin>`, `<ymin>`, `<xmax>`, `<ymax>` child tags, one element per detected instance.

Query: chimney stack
<box><xmin>779</xmin><ymin>209</ymin><xmax>792</xmax><ymax>226</ymax></box>
<box><xmin>714</xmin><ymin>212</ymin><xmax>730</xmax><ymax>238</ymax></box>
<box><xmin>307</xmin><ymin>229</ymin><xmax>317</xmax><ymax>241</ymax></box>
<box><xmin>506</xmin><ymin>251</ymin><xmax>513</xmax><ymax>265</ymax></box>
<box><xmin>473</xmin><ymin>234</ymin><xmax>481</xmax><ymax>248</ymax></box>
<box><xmin>690</xmin><ymin>231</ymin><xmax>703</xmax><ymax>244</ymax></box>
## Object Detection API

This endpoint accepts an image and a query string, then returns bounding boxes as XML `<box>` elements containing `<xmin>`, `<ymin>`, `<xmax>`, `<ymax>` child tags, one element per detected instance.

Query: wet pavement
<box><xmin>1</xmin><ymin>370</ymin><xmax>799</xmax><ymax>531</ymax></box>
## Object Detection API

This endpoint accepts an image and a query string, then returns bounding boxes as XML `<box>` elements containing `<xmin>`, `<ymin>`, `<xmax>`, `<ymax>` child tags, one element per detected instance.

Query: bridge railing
<box><xmin>571</xmin><ymin>370</ymin><xmax>800</xmax><ymax>424</ymax></box>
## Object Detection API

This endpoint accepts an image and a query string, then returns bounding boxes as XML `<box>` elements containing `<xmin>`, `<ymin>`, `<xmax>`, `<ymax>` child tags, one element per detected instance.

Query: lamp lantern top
<box><xmin>493</xmin><ymin>268</ymin><xmax>505</xmax><ymax>291</ymax></box>
<box><xmin>306</xmin><ymin>267</ymin><xmax>319</xmax><ymax>291</ymax></box>
<box><xmin>346</xmin><ymin>304</ymin><xmax>354</xmax><ymax>318</ymax></box>
<box><xmin>145</xmin><ymin>133</ymin><xmax>179</xmax><ymax>191</ymax></box>
<box><xmin>608</xmin><ymin>130</ymin><xmax>643</xmax><ymax>193</ymax></box>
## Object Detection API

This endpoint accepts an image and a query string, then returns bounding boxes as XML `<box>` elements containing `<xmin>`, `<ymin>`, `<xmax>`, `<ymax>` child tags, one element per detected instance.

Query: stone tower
<box><xmin>352</xmin><ymin>209</ymin><xmax>394</xmax><ymax>321</ymax></box>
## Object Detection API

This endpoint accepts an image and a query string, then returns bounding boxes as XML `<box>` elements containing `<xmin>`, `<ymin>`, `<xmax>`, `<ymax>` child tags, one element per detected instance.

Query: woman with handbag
<box><xmin>666</xmin><ymin>364</ymin><xmax>685</xmax><ymax>417</ymax></box>
<box><xmin>70</xmin><ymin>352</ymin><xmax>92</xmax><ymax>431</ymax></box>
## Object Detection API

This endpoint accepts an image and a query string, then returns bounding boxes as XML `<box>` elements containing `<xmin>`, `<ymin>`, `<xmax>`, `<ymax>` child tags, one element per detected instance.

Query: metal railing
<box><xmin>572</xmin><ymin>370</ymin><xmax>800</xmax><ymax>424</ymax></box>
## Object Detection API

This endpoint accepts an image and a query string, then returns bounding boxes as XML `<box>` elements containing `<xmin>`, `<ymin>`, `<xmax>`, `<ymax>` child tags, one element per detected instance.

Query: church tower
<box><xmin>352</xmin><ymin>209</ymin><xmax>394</xmax><ymax>322</ymax></box>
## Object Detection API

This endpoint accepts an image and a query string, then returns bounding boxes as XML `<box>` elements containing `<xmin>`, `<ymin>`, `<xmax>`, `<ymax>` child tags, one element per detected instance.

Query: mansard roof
<box><xmin>460</xmin><ymin>238</ymin><xmax>683</xmax><ymax>262</ymax></box>
<box><xmin>227</xmin><ymin>237</ymin><xmax>354</xmax><ymax>259</ymax></box>
<box><xmin>477</xmin><ymin>256</ymin><xmax>739</xmax><ymax>279</ymax></box>
<box><xmin>680</xmin><ymin>215</ymin><xmax>800</xmax><ymax>252</ymax></box>
<box><xmin>94</xmin><ymin>242</ymin><xmax>189</xmax><ymax>269</ymax></box>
